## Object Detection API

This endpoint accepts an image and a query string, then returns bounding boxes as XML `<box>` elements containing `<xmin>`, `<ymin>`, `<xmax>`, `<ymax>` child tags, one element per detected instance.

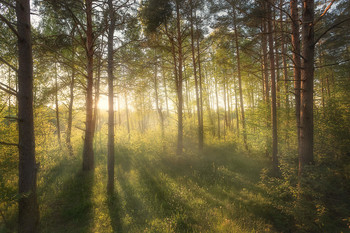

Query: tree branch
<box><xmin>314</xmin><ymin>17</ymin><xmax>350</xmax><ymax>45</ymax></box>
<box><xmin>0</xmin><ymin>141</ymin><xmax>18</xmax><ymax>147</ymax></box>
<box><xmin>314</xmin><ymin>0</ymin><xmax>336</xmax><ymax>26</ymax></box>
<box><xmin>0</xmin><ymin>57</ymin><xmax>18</xmax><ymax>73</ymax></box>
<box><xmin>0</xmin><ymin>14</ymin><xmax>19</xmax><ymax>38</ymax></box>
<box><xmin>0</xmin><ymin>82</ymin><xmax>17</xmax><ymax>96</ymax></box>
<box><xmin>0</xmin><ymin>0</ymin><xmax>15</xmax><ymax>9</ymax></box>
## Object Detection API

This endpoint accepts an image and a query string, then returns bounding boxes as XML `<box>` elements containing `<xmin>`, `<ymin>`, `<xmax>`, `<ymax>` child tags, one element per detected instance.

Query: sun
<box><xmin>98</xmin><ymin>95</ymin><xmax>109</xmax><ymax>110</ymax></box>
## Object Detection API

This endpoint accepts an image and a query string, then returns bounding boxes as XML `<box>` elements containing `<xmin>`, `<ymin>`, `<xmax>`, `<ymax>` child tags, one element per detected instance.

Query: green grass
<box><xmin>1</xmin><ymin>134</ymin><xmax>343</xmax><ymax>233</ymax></box>
<box><xmin>34</xmin><ymin>138</ymin><xmax>295</xmax><ymax>233</ymax></box>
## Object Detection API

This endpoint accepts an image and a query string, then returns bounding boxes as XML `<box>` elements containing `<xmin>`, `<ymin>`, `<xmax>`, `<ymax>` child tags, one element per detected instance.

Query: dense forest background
<box><xmin>1</xmin><ymin>0</ymin><xmax>350</xmax><ymax>232</ymax></box>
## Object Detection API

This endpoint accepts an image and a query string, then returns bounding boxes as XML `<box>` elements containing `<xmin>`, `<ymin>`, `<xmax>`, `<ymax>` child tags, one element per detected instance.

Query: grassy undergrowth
<box><xmin>2</xmin><ymin>132</ymin><xmax>348</xmax><ymax>232</ymax></box>
<box><xmin>35</xmin><ymin>137</ymin><xmax>295</xmax><ymax>233</ymax></box>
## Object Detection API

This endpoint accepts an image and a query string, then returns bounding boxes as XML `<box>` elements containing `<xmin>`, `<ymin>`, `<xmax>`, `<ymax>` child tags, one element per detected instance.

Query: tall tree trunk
<box><xmin>299</xmin><ymin>0</ymin><xmax>315</xmax><ymax>175</ymax></box>
<box><xmin>153</xmin><ymin>53</ymin><xmax>165</xmax><ymax>138</ymax></box>
<box><xmin>261</xmin><ymin>18</ymin><xmax>270</xmax><ymax>104</ymax></box>
<box><xmin>267</xmin><ymin>0</ymin><xmax>280</xmax><ymax>175</ymax></box>
<box><xmin>233</xmin><ymin>75</ymin><xmax>240</xmax><ymax>135</ymax></box>
<box><xmin>233</xmin><ymin>8</ymin><xmax>248</xmax><ymax>149</ymax></box>
<box><xmin>92</xmin><ymin>53</ymin><xmax>101</xmax><ymax>138</ymax></box>
<box><xmin>54</xmin><ymin>62</ymin><xmax>61</xmax><ymax>148</ymax></box>
<box><xmin>274</xmin><ymin>6</ymin><xmax>281</xmax><ymax>108</ymax></box>
<box><xmin>16</xmin><ymin>0</ymin><xmax>40</xmax><ymax>231</ymax></box>
<box><xmin>291</xmin><ymin>0</ymin><xmax>301</xmax><ymax>155</ymax></box>
<box><xmin>205</xmin><ymin>70</ymin><xmax>215</xmax><ymax>136</ymax></box>
<box><xmin>280</xmin><ymin>0</ymin><xmax>289</xmax><ymax>109</ymax></box>
<box><xmin>185</xmin><ymin>78</ymin><xmax>190</xmax><ymax>118</ymax></box>
<box><xmin>66</xmin><ymin>41</ymin><xmax>75</xmax><ymax>156</ymax></box>
<box><xmin>162</xmin><ymin>61</ymin><xmax>170</xmax><ymax>117</ymax></box>
<box><xmin>125</xmin><ymin>92</ymin><xmax>130</xmax><ymax>140</ymax></box>
<box><xmin>176</xmin><ymin>2</ymin><xmax>184</xmax><ymax>155</ymax></box>
<box><xmin>107</xmin><ymin>0</ymin><xmax>115</xmax><ymax>193</ymax></box>
<box><xmin>190</xmin><ymin>0</ymin><xmax>203</xmax><ymax>151</ymax></box>
<box><xmin>117</xmin><ymin>93</ymin><xmax>121</xmax><ymax>126</ymax></box>
<box><xmin>215</xmin><ymin>76</ymin><xmax>220</xmax><ymax>139</ymax></box>
<box><xmin>227</xmin><ymin>82</ymin><xmax>232</xmax><ymax>130</ymax></box>
<box><xmin>83</xmin><ymin>0</ymin><xmax>94</xmax><ymax>171</ymax></box>
<box><xmin>223</xmin><ymin>79</ymin><xmax>227</xmax><ymax>137</ymax></box>
<box><xmin>196</xmin><ymin>11</ymin><xmax>204</xmax><ymax>150</ymax></box>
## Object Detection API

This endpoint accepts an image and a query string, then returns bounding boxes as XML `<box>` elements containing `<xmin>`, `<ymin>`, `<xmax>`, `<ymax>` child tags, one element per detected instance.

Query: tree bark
<box><xmin>291</xmin><ymin>0</ymin><xmax>301</xmax><ymax>155</ymax></box>
<box><xmin>153</xmin><ymin>52</ymin><xmax>165</xmax><ymax>138</ymax></box>
<box><xmin>162</xmin><ymin>65</ymin><xmax>170</xmax><ymax>117</ymax></box>
<box><xmin>16</xmin><ymin>0</ymin><xmax>40</xmax><ymax>231</ymax></box>
<box><xmin>190</xmin><ymin>0</ymin><xmax>203</xmax><ymax>151</ymax></box>
<box><xmin>261</xmin><ymin>16</ymin><xmax>270</xmax><ymax>104</ymax></box>
<box><xmin>299</xmin><ymin>0</ymin><xmax>315</xmax><ymax>174</ymax></box>
<box><xmin>54</xmin><ymin>62</ymin><xmax>61</xmax><ymax>148</ymax></box>
<box><xmin>233</xmin><ymin>75</ymin><xmax>240</xmax><ymax>135</ymax></box>
<box><xmin>274</xmin><ymin>6</ymin><xmax>281</xmax><ymax>108</ymax></box>
<box><xmin>83</xmin><ymin>0</ymin><xmax>94</xmax><ymax>171</ymax></box>
<box><xmin>107</xmin><ymin>0</ymin><xmax>115</xmax><ymax>193</ymax></box>
<box><xmin>233</xmin><ymin>8</ymin><xmax>248</xmax><ymax>150</ymax></box>
<box><xmin>175</xmin><ymin>2</ymin><xmax>184</xmax><ymax>155</ymax></box>
<box><xmin>125</xmin><ymin>92</ymin><xmax>131</xmax><ymax>140</ymax></box>
<box><xmin>267</xmin><ymin>0</ymin><xmax>280</xmax><ymax>175</ymax></box>
<box><xmin>66</xmin><ymin>43</ymin><xmax>75</xmax><ymax>157</ymax></box>
<box><xmin>196</xmin><ymin>10</ymin><xmax>204</xmax><ymax>150</ymax></box>
<box><xmin>280</xmin><ymin>0</ymin><xmax>289</xmax><ymax>109</ymax></box>
<box><xmin>215</xmin><ymin>76</ymin><xmax>220</xmax><ymax>139</ymax></box>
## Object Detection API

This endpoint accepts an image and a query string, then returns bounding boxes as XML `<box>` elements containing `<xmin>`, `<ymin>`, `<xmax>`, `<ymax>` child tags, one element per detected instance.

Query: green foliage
<box><xmin>140</xmin><ymin>0</ymin><xmax>173</xmax><ymax>33</ymax></box>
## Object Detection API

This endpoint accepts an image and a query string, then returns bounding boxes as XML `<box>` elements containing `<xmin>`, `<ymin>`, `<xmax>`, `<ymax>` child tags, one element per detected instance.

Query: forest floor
<box><xmin>34</xmin><ymin>138</ymin><xmax>300</xmax><ymax>233</ymax></box>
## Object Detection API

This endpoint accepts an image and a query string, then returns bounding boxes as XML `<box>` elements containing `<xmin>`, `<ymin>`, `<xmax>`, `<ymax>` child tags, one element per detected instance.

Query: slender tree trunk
<box><xmin>215</xmin><ymin>77</ymin><xmax>220</xmax><ymax>139</ymax></box>
<box><xmin>274</xmin><ymin>6</ymin><xmax>281</xmax><ymax>108</ymax></box>
<box><xmin>233</xmin><ymin>8</ymin><xmax>248</xmax><ymax>149</ymax></box>
<box><xmin>299</xmin><ymin>0</ymin><xmax>315</xmax><ymax>175</ymax></box>
<box><xmin>176</xmin><ymin>2</ymin><xmax>184</xmax><ymax>155</ymax></box>
<box><xmin>280</xmin><ymin>0</ymin><xmax>289</xmax><ymax>109</ymax></box>
<box><xmin>190</xmin><ymin>1</ymin><xmax>203</xmax><ymax>151</ymax></box>
<box><xmin>223</xmin><ymin>79</ymin><xmax>227</xmax><ymax>135</ymax></box>
<box><xmin>262</xmin><ymin>19</ymin><xmax>270</xmax><ymax>103</ymax></box>
<box><xmin>117</xmin><ymin>93</ymin><xmax>121</xmax><ymax>126</ymax></box>
<box><xmin>196</xmin><ymin>12</ymin><xmax>204</xmax><ymax>149</ymax></box>
<box><xmin>162</xmin><ymin>61</ymin><xmax>170</xmax><ymax>117</ymax></box>
<box><xmin>205</xmin><ymin>70</ymin><xmax>215</xmax><ymax>136</ymax></box>
<box><xmin>16</xmin><ymin>0</ymin><xmax>39</xmax><ymax>231</ymax></box>
<box><xmin>92</xmin><ymin>56</ymin><xmax>101</xmax><ymax>137</ymax></box>
<box><xmin>153</xmin><ymin>53</ymin><xmax>165</xmax><ymax>138</ymax></box>
<box><xmin>66</xmin><ymin>43</ymin><xmax>75</xmax><ymax>156</ymax></box>
<box><xmin>125</xmin><ymin>92</ymin><xmax>130</xmax><ymax>140</ymax></box>
<box><xmin>267</xmin><ymin>0</ymin><xmax>280</xmax><ymax>175</ymax></box>
<box><xmin>185</xmin><ymin>78</ymin><xmax>190</xmax><ymax>118</ymax></box>
<box><xmin>291</xmin><ymin>0</ymin><xmax>301</xmax><ymax>155</ymax></box>
<box><xmin>54</xmin><ymin>62</ymin><xmax>61</xmax><ymax>148</ymax></box>
<box><xmin>233</xmin><ymin>76</ymin><xmax>240</xmax><ymax>135</ymax></box>
<box><xmin>227</xmin><ymin>82</ymin><xmax>232</xmax><ymax>130</ymax></box>
<box><xmin>107</xmin><ymin>0</ymin><xmax>115</xmax><ymax>193</ymax></box>
<box><xmin>83</xmin><ymin>0</ymin><xmax>94</xmax><ymax>171</ymax></box>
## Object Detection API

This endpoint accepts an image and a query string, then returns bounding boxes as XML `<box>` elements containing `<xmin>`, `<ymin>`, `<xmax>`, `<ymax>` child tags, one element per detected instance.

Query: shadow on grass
<box><xmin>136</xmin><ymin>162</ymin><xmax>197</xmax><ymax>232</ymax></box>
<box><xmin>115</xmin><ymin>142</ymin><xmax>297</xmax><ymax>232</ymax></box>
<box><xmin>40</xmin><ymin>165</ymin><xmax>94</xmax><ymax>233</ymax></box>
<box><xmin>107</xmin><ymin>192</ymin><xmax>123</xmax><ymax>233</ymax></box>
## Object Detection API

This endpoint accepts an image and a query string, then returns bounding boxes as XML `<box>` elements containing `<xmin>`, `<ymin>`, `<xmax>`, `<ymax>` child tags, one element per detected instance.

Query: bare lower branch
<box><xmin>0</xmin><ymin>81</ymin><xmax>17</xmax><ymax>95</ymax></box>
<box><xmin>0</xmin><ymin>0</ymin><xmax>15</xmax><ymax>9</ymax></box>
<box><xmin>0</xmin><ymin>85</ymin><xmax>17</xmax><ymax>96</ymax></box>
<box><xmin>314</xmin><ymin>18</ymin><xmax>350</xmax><ymax>45</ymax></box>
<box><xmin>0</xmin><ymin>14</ymin><xmax>19</xmax><ymax>38</ymax></box>
<box><xmin>0</xmin><ymin>141</ymin><xmax>18</xmax><ymax>147</ymax></box>
<box><xmin>0</xmin><ymin>57</ymin><xmax>18</xmax><ymax>73</ymax></box>
<box><xmin>314</xmin><ymin>0</ymin><xmax>336</xmax><ymax>26</ymax></box>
